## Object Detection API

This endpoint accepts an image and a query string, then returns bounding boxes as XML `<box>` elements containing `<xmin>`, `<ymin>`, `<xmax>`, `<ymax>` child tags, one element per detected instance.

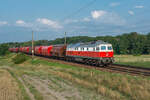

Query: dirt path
<box><xmin>22</xmin><ymin>74</ymin><xmax>106</xmax><ymax>100</ymax></box>
<box><xmin>24</xmin><ymin>75</ymin><xmax>68</xmax><ymax>100</ymax></box>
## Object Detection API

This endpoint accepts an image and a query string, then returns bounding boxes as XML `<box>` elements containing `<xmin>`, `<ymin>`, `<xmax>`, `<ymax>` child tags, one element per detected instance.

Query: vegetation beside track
<box><xmin>115</xmin><ymin>55</ymin><xmax>150</xmax><ymax>68</ymax></box>
<box><xmin>12</xmin><ymin>53</ymin><xmax>29</xmax><ymax>64</ymax></box>
<box><xmin>0</xmin><ymin>53</ymin><xmax>150</xmax><ymax>100</ymax></box>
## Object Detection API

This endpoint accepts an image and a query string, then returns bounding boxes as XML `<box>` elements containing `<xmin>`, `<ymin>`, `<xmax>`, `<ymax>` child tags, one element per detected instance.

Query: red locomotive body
<box><xmin>66</xmin><ymin>51</ymin><xmax>113</xmax><ymax>58</ymax></box>
<box><xmin>41</xmin><ymin>46</ymin><xmax>53</xmax><ymax>56</ymax></box>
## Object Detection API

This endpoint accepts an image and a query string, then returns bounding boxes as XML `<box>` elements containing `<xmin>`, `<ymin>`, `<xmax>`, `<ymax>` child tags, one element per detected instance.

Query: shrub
<box><xmin>12</xmin><ymin>53</ymin><xmax>29</xmax><ymax>64</ymax></box>
<box><xmin>0</xmin><ymin>44</ymin><xmax>9</xmax><ymax>56</ymax></box>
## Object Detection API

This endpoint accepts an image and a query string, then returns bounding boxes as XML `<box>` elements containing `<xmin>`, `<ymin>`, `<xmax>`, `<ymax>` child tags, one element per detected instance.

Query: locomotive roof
<box><xmin>68</xmin><ymin>40</ymin><xmax>109</xmax><ymax>48</ymax></box>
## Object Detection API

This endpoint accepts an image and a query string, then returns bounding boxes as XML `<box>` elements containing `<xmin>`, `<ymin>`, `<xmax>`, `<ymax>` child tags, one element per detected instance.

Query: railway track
<box><xmin>107</xmin><ymin>64</ymin><xmax>150</xmax><ymax>76</ymax></box>
<box><xmin>30</xmin><ymin>55</ymin><xmax>150</xmax><ymax>77</ymax></box>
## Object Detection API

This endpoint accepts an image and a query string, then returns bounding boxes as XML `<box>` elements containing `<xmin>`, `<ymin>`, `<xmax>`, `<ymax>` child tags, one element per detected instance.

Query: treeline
<box><xmin>0</xmin><ymin>32</ymin><xmax>150</xmax><ymax>55</ymax></box>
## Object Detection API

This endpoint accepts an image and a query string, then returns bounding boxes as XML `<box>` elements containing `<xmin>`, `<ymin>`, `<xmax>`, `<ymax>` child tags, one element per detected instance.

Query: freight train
<box><xmin>9</xmin><ymin>40</ymin><xmax>114</xmax><ymax>66</ymax></box>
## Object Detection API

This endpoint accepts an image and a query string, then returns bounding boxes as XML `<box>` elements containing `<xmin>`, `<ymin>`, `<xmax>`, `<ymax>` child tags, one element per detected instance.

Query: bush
<box><xmin>0</xmin><ymin>44</ymin><xmax>9</xmax><ymax>56</ymax></box>
<box><xmin>12</xmin><ymin>53</ymin><xmax>29</xmax><ymax>64</ymax></box>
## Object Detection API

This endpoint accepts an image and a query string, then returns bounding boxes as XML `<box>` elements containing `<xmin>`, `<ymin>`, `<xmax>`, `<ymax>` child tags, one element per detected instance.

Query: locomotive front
<box><xmin>97</xmin><ymin>43</ymin><xmax>114</xmax><ymax>65</ymax></box>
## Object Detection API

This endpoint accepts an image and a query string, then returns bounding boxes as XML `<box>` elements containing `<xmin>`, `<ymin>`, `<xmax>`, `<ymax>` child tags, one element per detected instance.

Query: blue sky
<box><xmin>0</xmin><ymin>0</ymin><xmax>150</xmax><ymax>43</ymax></box>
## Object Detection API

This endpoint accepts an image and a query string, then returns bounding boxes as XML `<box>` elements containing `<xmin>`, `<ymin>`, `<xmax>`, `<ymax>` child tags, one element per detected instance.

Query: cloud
<box><xmin>91</xmin><ymin>10</ymin><xmax>107</xmax><ymax>19</ymax></box>
<box><xmin>64</xmin><ymin>10</ymin><xmax>126</xmax><ymax>26</ymax></box>
<box><xmin>128</xmin><ymin>11</ymin><xmax>134</xmax><ymax>15</ymax></box>
<box><xmin>15</xmin><ymin>18</ymin><xmax>62</xmax><ymax>31</ymax></box>
<box><xmin>135</xmin><ymin>5</ymin><xmax>144</xmax><ymax>8</ymax></box>
<box><xmin>91</xmin><ymin>10</ymin><xmax>126</xmax><ymax>26</ymax></box>
<box><xmin>37</xmin><ymin>18</ymin><xmax>62</xmax><ymax>29</ymax></box>
<box><xmin>16</xmin><ymin>20</ymin><xmax>25</xmax><ymax>24</ymax></box>
<box><xmin>16</xmin><ymin>20</ymin><xmax>32</xmax><ymax>27</ymax></box>
<box><xmin>110</xmin><ymin>2</ymin><xmax>120</xmax><ymax>7</ymax></box>
<box><xmin>0</xmin><ymin>21</ymin><xmax>8</xmax><ymax>26</ymax></box>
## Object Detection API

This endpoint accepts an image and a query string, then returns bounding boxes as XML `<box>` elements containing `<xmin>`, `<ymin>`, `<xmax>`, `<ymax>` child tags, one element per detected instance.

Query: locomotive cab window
<box><xmin>101</xmin><ymin>46</ymin><xmax>106</xmax><ymax>50</ymax></box>
<box><xmin>93</xmin><ymin>48</ymin><xmax>95</xmax><ymax>51</ymax></box>
<box><xmin>108</xmin><ymin>46</ymin><xmax>112</xmax><ymax>50</ymax></box>
<box><xmin>96</xmin><ymin>47</ymin><xmax>99</xmax><ymax>51</ymax></box>
<box><xmin>87</xmin><ymin>48</ymin><xmax>89</xmax><ymax>51</ymax></box>
<box><xmin>81</xmin><ymin>48</ymin><xmax>84</xmax><ymax>51</ymax></box>
<box><xmin>75</xmin><ymin>48</ymin><xmax>78</xmax><ymax>50</ymax></box>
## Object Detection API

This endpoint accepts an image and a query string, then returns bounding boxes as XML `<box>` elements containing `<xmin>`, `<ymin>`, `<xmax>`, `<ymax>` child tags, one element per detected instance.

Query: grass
<box><xmin>6</xmin><ymin>68</ymin><xmax>31</xmax><ymax>100</ymax></box>
<box><xmin>0</xmin><ymin>69</ymin><xmax>24</xmax><ymax>100</ymax></box>
<box><xmin>114</xmin><ymin>55</ymin><xmax>150</xmax><ymax>68</ymax></box>
<box><xmin>0</xmin><ymin>53</ymin><xmax>150</xmax><ymax>100</ymax></box>
<box><xmin>22</xmin><ymin>78</ymin><xmax>43</xmax><ymax>100</ymax></box>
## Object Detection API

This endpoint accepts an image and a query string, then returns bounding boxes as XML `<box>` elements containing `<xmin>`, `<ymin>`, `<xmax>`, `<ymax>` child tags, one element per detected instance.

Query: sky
<box><xmin>0</xmin><ymin>0</ymin><xmax>150</xmax><ymax>43</ymax></box>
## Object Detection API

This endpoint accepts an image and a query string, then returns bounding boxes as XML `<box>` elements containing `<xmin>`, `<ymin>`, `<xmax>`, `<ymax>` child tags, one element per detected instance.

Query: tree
<box><xmin>0</xmin><ymin>44</ymin><xmax>9</xmax><ymax>56</ymax></box>
<box><xmin>144</xmin><ymin>33</ymin><xmax>150</xmax><ymax>54</ymax></box>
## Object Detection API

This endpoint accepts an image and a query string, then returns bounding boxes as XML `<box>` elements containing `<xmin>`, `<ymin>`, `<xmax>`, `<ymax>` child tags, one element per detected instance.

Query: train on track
<box><xmin>9</xmin><ymin>40</ymin><xmax>114</xmax><ymax>66</ymax></box>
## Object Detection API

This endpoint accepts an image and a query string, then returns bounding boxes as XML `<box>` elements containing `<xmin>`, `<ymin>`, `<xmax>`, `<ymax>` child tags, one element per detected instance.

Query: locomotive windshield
<box><xmin>108</xmin><ymin>46</ymin><xmax>112</xmax><ymax>50</ymax></box>
<box><xmin>101</xmin><ymin>46</ymin><xmax>106</xmax><ymax>50</ymax></box>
